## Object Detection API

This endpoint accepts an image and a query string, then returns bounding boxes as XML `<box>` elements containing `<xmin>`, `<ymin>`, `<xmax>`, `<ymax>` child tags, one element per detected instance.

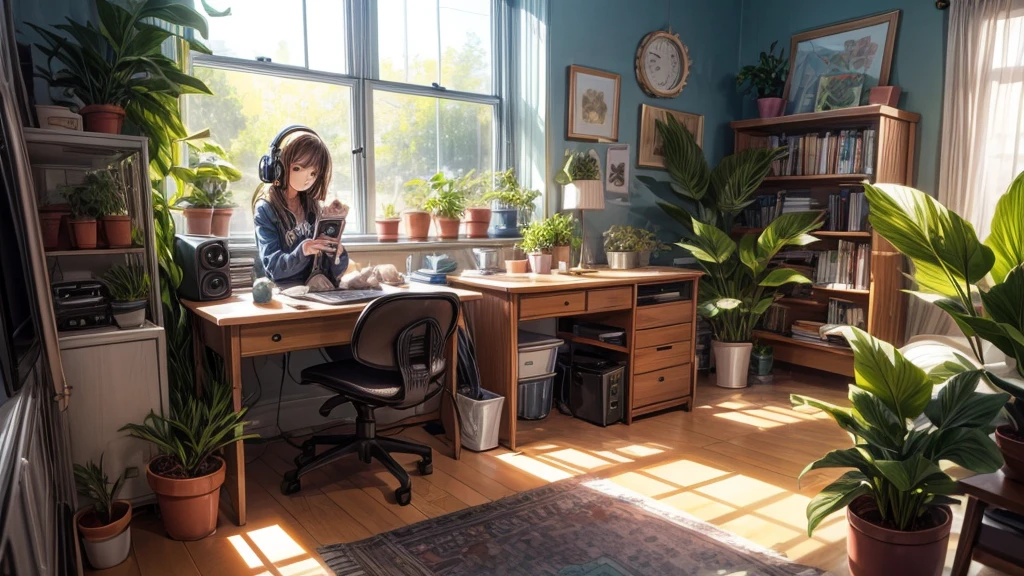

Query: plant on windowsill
<box><xmin>484</xmin><ymin>169</ymin><xmax>541</xmax><ymax>237</ymax></box>
<box><xmin>104</xmin><ymin>258</ymin><xmax>151</xmax><ymax>329</ymax></box>
<box><xmin>375</xmin><ymin>202</ymin><xmax>401</xmax><ymax>242</ymax></box>
<box><xmin>75</xmin><ymin>455</ymin><xmax>131</xmax><ymax>570</ymax></box>
<box><xmin>171</xmin><ymin>140</ymin><xmax>242</xmax><ymax>237</ymax></box>
<box><xmin>463</xmin><ymin>173</ymin><xmax>493</xmax><ymax>239</ymax></box>
<box><xmin>412</xmin><ymin>171</ymin><xmax>469</xmax><ymax>240</ymax></box>
<box><xmin>61</xmin><ymin>172</ymin><xmax>108</xmax><ymax>249</ymax></box>
<box><xmin>400</xmin><ymin>178</ymin><xmax>432</xmax><ymax>241</ymax></box>
<box><xmin>736</xmin><ymin>40</ymin><xmax>788</xmax><ymax>118</ymax></box>
<box><xmin>792</xmin><ymin>327</ymin><xmax>1007</xmax><ymax>576</ymax></box>
<box><xmin>120</xmin><ymin>379</ymin><xmax>258</xmax><ymax>541</ymax></box>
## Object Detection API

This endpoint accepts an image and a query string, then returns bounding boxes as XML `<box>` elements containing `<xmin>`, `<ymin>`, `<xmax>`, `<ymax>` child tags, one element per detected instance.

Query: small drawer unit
<box><xmin>629</xmin><ymin>279</ymin><xmax>696</xmax><ymax>417</ymax></box>
<box><xmin>520</xmin><ymin>291</ymin><xmax>586</xmax><ymax>320</ymax></box>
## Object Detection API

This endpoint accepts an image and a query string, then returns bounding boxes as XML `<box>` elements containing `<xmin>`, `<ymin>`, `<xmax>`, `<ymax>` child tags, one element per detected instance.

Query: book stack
<box><xmin>760</xmin><ymin>303</ymin><xmax>788</xmax><ymax>333</ymax></box>
<box><xmin>826</xmin><ymin>189</ymin><xmax>869</xmax><ymax>231</ymax></box>
<box><xmin>828</xmin><ymin>298</ymin><xmax>865</xmax><ymax>328</ymax></box>
<box><xmin>751</xmin><ymin>130</ymin><xmax>877</xmax><ymax>177</ymax></box>
<box><xmin>790</xmin><ymin>320</ymin><xmax>851</xmax><ymax>348</ymax></box>
<box><xmin>741</xmin><ymin>190</ymin><xmax>821</xmax><ymax>228</ymax></box>
<box><xmin>230</xmin><ymin>256</ymin><xmax>255</xmax><ymax>290</ymax></box>
<box><xmin>813</xmin><ymin>241</ymin><xmax>871</xmax><ymax>290</ymax></box>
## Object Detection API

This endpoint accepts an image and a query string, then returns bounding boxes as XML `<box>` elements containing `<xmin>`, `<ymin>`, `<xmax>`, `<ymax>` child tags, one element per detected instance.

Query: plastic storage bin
<box><xmin>457</xmin><ymin>389</ymin><xmax>505</xmax><ymax>451</ymax></box>
<box><xmin>517</xmin><ymin>372</ymin><xmax>557</xmax><ymax>420</ymax></box>
<box><xmin>518</xmin><ymin>331</ymin><xmax>564</xmax><ymax>379</ymax></box>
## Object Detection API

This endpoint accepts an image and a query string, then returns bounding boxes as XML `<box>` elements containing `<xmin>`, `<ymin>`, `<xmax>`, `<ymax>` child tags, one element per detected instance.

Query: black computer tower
<box><xmin>570</xmin><ymin>357</ymin><xmax>625</xmax><ymax>427</ymax></box>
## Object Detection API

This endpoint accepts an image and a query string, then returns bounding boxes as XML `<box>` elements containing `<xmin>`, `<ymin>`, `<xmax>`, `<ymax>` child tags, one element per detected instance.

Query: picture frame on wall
<box><xmin>606</xmin><ymin>145</ymin><xmax>629</xmax><ymax>194</ymax></box>
<box><xmin>783</xmin><ymin>10</ymin><xmax>900</xmax><ymax>115</ymax></box>
<box><xmin>567</xmin><ymin>65</ymin><xmax>620</xmax><ymax>141</ymax></box>
<box><xmin>637</xmin><ymin>104</ymin><xmax>703</xmax><ymax>170</ymax></box>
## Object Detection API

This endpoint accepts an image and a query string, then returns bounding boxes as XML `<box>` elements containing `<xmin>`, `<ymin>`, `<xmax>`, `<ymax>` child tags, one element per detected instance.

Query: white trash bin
<box><xmin>457</xmin><ymin>389</ymin><xmax>505</xmax><ymax>451</ymax></box>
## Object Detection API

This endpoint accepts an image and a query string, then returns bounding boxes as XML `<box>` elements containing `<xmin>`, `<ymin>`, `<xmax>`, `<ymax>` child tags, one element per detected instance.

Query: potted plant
<box><xmin>602</xmin><ymin>225</ymin><xmax>644</xmax><ymax>269</ymax></box>
<box><xmin>93</xmin><ymin>170</ymin><xmax>132</xmax><ymax>248</ymax></box>
<box><xmin>463</xmin><ymin>178</ymin><xmax>492</xmax><ymax>239</ymax></box>
<box><xmin>120</xmin><ymin>382</ymin><xmax>257</xmax><ymax>541</ymax></box>
<box><xmin>505</xmin><ymin>244</ymin><xmax>529</xmax><ymax>274</ymax></box>
<box><xmin>38</xmin><ymin>203</ymin><xmax>70</xmax><ymax>250</ymax></box>
<box><xmin>545</xmin><ymin>212</ymin><xmax>577</xmax><ymax>269</ymax></box>
<box><xmin>484</xmin><ymin>169</ymin><xmax>540</xmax><ymax>237</ymax></box>
<box><xmin>862</xmin><ymin>173</ymin><xmax>1024</xmax><ymax>479</ymax></box>
<box><xmin>417</xmin><ymin>172</ymin><xmax>468</xmax><ymax>240</ymax></box>
<box><xmin>793</xmin><ymin>327</ymin><xmax>1007</xmax><ymax>576</ymax></box>
<box><xmin>520</xmin><ymin>221</ymin><xmax>554</xmax><ymax>274</ymax></box>
<box><xmin>401</xmin><ymin>179</ymin><xmax>432</xmax><ymax>241</ymax></box>
<box><xmin>74</xmin><ymin>455</ymin><xmax>131</xmax><ymax>570</ymax></box>
<box><xmin>376</xmin><ymin>202</ymin><xmax>401</xmax><ymax>242</ymax></box>
<box><xmin>61</xmin><ymin>175</ymin><xmax>105</xmax><ymax>249</ymax></box>
<box><xmin>636</xmin><ymin>227</ymin><xmax>671</xmax><ymax>267</ymax></box>
<box><xmin>174</xmin><ymin>188</ymin><xmax>215</xmax><ymax>236</ymax></box>
<box><xmin>104</xmin><ymin>259</ymin><xmax>150</xmax><ymax>329</ymax></box>
<box><xmin>171</xmin><ymin>144</ymin><xmax>242</xmax><ymax>238</ymax></box>
<box><xmin>736</xmin><ymin>40</ymin><xmax>788</xmax><ymax>118</ymax></box>
<box><xmin>30</xmin><ymin>0</ymin><xmax>214</xmax><ymax>177</ymax></box>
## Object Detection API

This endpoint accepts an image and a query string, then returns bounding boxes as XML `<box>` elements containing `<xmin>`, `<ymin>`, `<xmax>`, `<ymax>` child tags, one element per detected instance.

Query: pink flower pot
<box><xmin>756</xmin><ymin>97</ymin><xmax>785</xmax><ymax>119</ymax></box>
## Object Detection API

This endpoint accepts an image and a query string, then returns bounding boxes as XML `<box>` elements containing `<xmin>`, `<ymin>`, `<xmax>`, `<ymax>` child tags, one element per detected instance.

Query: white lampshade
<box><xmin>562</xmin><ymin>180</ymin><xmax>605</xmax><ymax>211</ymax></box>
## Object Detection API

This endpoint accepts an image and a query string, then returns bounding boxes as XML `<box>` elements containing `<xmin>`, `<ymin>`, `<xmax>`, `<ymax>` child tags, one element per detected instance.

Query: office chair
<box><xmin>281</xmin><ymin>292</ymin><xmax>460</xmax><ymax>505</ymax></box>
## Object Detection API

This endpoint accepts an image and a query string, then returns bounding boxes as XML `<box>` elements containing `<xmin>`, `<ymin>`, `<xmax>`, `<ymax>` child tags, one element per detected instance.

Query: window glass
<box><xmin>205</xmin><ymin>0</ymin><xmax>306</xmax><ymax>67</ymax></box>
<box><xmin>307</xmin><ymin>0</ymin><xmax>348</xmax><ymax>74</ymax></box>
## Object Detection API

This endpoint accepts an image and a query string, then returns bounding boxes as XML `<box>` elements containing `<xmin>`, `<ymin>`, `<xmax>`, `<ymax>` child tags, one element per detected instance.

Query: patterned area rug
<box><xmin>318</xmin><ymin>476</ymin><xmax>825</xmax><ymax>576</ymax></box>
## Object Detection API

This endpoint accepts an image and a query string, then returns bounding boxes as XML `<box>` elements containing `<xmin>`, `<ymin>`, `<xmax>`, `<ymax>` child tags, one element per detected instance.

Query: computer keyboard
<box><xmin>298</xmin><ymin>289</ymin><xmax>381</xmax><ymax>305</ymax></box>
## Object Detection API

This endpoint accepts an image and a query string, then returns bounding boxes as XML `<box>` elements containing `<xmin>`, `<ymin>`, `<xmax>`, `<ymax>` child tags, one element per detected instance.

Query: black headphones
<box><xmin>257</xmin><ymin>125</ymin><xmax>320</xmax><ymax>185</ymax></box>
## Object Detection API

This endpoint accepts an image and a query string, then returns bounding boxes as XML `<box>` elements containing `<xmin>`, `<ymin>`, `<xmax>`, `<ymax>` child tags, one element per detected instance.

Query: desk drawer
<box><xmin>635</xmin><ymin>301</ymin><xmax>692</xmax><ymax>329</ymax></box>
<box><xmin>634</xmin><ymin>340</ymin><xmax>691</xmax><ymax>374</ymax></box>
<box><xmin>239</xmin><ymin>316</ymin><xmax>355</xmax><ymax>356</ymax></box>
<box><xmin>587</xmin><ymin>287</ymin><xmax>632</xmax><ymax>312</ymax></box>
<box><xmin>634</xmin><ymin>366</ymin><xmax>692</xmax><ymax>408</ymax></box>
<box><xmin>520</xmin><ymin>291</ymin><xmax>586</xmax><ymax>320</ymax></box>
<box><xmin>635</xmin><ymin>323</ymin><xmax>692</xmax><ymax>349</ymax></box>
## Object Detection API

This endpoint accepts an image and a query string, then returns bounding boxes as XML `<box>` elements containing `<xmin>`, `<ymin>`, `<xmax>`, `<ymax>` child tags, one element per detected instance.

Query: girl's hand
<box><xmin>322</xmin><ymin>199</ymin><xmax>349</xmax><ymax>218</ymax></box>
<box><xmin>301</xmin><ymin>237</ymin><xmax>338</xmax><ymax>256</ymax></box>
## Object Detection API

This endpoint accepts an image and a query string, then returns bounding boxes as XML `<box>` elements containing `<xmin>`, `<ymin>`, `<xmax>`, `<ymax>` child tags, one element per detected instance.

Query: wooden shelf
<box><xmin>730</xmin><ymin>105</ymin><xmax>921</xmax><ymax>133</ymax></box>
<box><xmin>556</xmin><ymin>331</ymin><xmax>629</xmax><ymax>354</ymax></box>
<box><xmin>46</xmin><ymin>247</ymin><xmax>146</xmax><ymax>257</ymax></box>
<box><xmin>777</xmin><ymin>297</ymin><xmax>826</xmax><ymax>307</ymax></box>
<box><xmin>761</xmin><ymin>174</ymin><xmax>870</xmax><ymax>186</ymax></box>
<box><xmin>753</xmin><ymin>330</ymin><xmax>854</xmax><ymax>357</ymax></box>
<box><xmin>812</xmin><ymin>285</ymin><xmax>870</xmax><ymax>296</ymax></box>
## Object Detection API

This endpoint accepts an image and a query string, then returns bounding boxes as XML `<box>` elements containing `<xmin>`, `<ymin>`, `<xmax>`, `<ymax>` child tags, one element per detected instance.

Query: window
<box><xmin>185</xmin><ymin>0</ymin><xmax>501</xmax><ymax>239</ymax></box>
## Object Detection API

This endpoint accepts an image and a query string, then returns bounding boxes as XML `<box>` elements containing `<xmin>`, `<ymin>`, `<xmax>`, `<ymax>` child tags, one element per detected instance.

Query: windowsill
<box><xmin>229</xmin><ymin>235</ymin><xmax>520</xmax><ymax>254</ymax></box>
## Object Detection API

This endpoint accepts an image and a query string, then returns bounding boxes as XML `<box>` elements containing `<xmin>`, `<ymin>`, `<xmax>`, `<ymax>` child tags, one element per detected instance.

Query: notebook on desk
<box><xmin>297</xmin><ymin>289</ymin><xmax>382</xmax><ymax>306</ymax></box>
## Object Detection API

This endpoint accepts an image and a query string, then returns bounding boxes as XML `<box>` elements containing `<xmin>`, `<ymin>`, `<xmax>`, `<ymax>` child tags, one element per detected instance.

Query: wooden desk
<box><xmin>449</xmin><ymin>267</ymin><xmax>702</xmax><ymax>450</ymax></box>
<box><xmin>182</xmin><ymin>284</ymin><xmax>482</xmax><ymax>526</ymax></box>
<box><xmin>952</xmin><ymin>471</ymin><xmax>1024</xmax><ymax>576</ymax></box>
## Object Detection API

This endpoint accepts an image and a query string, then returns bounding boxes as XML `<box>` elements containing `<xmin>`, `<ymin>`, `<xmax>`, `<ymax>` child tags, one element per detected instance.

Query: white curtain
<box><xmin>906</xmin><ymin>0</ymin><xmax>1024</xmax><ymax>338</ymax></box>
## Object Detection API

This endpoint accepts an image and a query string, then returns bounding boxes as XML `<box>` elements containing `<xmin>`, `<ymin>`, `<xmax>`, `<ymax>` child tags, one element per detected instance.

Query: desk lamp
<box><xmin>562</xmin><ymin>179</ymin><xmax>605</xmax><ymax>273</ymax></box>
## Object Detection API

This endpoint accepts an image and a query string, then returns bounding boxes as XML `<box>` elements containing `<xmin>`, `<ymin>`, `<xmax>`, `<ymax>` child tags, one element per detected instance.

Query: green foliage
<box><xmin>74</xmin><ymin>454</ymin><xmax>124</xmax><ymax>526</ymax></box>
<box><xmin>864</xmin><ymin>172</ymin><xmax>1024</xmax><ymax>428</ymax></box>
<box><xmin>603</xmin><ymin>225</ymin><xmax>645</xmax><ymax>252</ymax></box>
<box><xmin>170</xmin><ymin>140</ymin><xmax>241</xmax><ymax>209</ymax></box>
<box><xmin>410</xmin><ymin>171</ymin><xmax>471</xmax><ymax>218</ymax></box>
<box><xmin>635</xmin><ymin>227</ymin><xmax>672</xmax><ymax>254</ymax></box>
<box><xmin>120</xmin><ymin>378</ymin><xmax>258</xmax><ymax>478</ymax></box>
<box><xmin>380</xmin><ymin>202</ymin><xmax>399</xmax><ymax>220</ymax></box>
<box><xmin>792</xmin><ymin>327</ymin><xmax>1007</xmax><ymax>535</ymax></box>
<box><xmin>31</xmin><ymin>0</ymin><xmax>219</xmax><ymax>178</ymax></box>
<box><xmin>519</xmin><ymin>220</ymin><xmax>553</xmax><ymax>254</ymax></box>
<box><xmin>647</xmin><ymin>114</ymin><xmax>788</xmax><ymax>232</ymax></box>
<box><xmin>555</xmin><ymin>150</ymin><xmax>601</xmax><ymax>184</ymax></box>
<box><xmin>484</xmin><ymin>169</ymin><xmax>541</xmax><ymax>209</ymax></box>
<box><xmin>736</xmin><ymin>40</ymin><xmax>788</xmax><ymax>99</ymax></box>
<box><xmin>61</xmin><ymin>171</ymin><xmax>118</xmax><ymax>219</ymax></box>
<box><xmin>522</xmin><ymin>213</ymin><xmax>577</xmax><ymax>253</ymax></box>
<box><xmin>104</xmin><ymin>258</ymin><xmax>150</xmax><ymax>301</ymax></box>
<box><xmin>682</xmin><ymin>211</ymin><xmax>822</xmax><ymax>342</ymax></box>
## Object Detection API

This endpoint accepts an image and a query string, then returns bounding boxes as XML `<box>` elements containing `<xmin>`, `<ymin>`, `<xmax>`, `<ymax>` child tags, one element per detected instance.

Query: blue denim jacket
<box><xmin>253</xmin><ymin>200</ymin><xmax>348</xmax><ymax>288</ymax></box>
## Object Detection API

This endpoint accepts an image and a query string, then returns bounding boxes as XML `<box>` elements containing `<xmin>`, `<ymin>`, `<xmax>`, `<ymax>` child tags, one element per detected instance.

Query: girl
<box><xmin>252</xmin><ymin>132</ymin><xmax>349</xmax><ymax>289</ymax></box>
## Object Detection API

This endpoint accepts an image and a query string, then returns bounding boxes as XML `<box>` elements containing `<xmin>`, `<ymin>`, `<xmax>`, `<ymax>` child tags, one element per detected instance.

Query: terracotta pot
<box><xmin>147</xmin><ymin>456</ymin><xmax>226</xmax><ymax>541</ymax></box>
<box><xmin>70</xmin><ymin>218</ymin><xmax>98</xmax><ymax>249</ymax></box>
<box><xmin>712</xmin><ymin>341</ymin><xmax>751</xmax><ymax>389</ymax></box>
<box><xmin>183</xmin><ymin>208</ymin><xmax>214</xmax><ymax>236</ymax></box>
<box><xmin>77</xmin><ymin>500</ymin><xmax>131</xmax><ymax>542</ymax></box>
<box><xmin>756</xmin><ymin>97</ymin><xmax>785</xmax><ymax>118</ymax></box>
<box><xmin>464</xmin><ymin>207</ymin><xmax>492</xmax><ymax>238</ymax></box>
<box><xmin>80</xmin><ymin>104</ymin><xmax>126</xmax><ymax>134</ymax></box>
<box><xmin>101</xmin><ymin>215</ymin><xmax>132</xmax><ymax>248</ymax></box>
<box><xmin>528</xmin><ymin>252</ymin><xmax>552</xmax><ymax>274</ymax></box>
<box><xmin>39</xmin><ymin>210</ymin><xmax>64</xmax><ymax>250</ymax></box>
<box><xmin>375</xmin><ymin>218</ymin><xmax>400</xmax><ymax>242</ymax></box>
<box><xmin>211</xmin><ymin>208</ymin><xmax>233</xmax><ymax>238</ymax></box>
<box><xmin>869</xmin><ymin>86</ymin><xmax>902</xmax><ymax>107</ymax></box>
<box><xmin>505</xmin><ymin>259</ymin><xmax>529</xmax><ymax>274</ymax></box>
<box><xmin>434</xmin><ymin>216</ymin><xmax>461</xmax><ymax>239</ymax></box>
<box><xmin>402</xmin><ymin>210</ymin><xmax>430</xmax><ymax>240</ymax></box>
<box><xmin>847</xmin><ymin>496</ymin><xmax>951</xmax><ymax>576</ymax></box>
<box><xmin>552</xmin><ymin>245</ymin><xmax>571</xmax><ymax>269</ymax></box>
<box><xmin>996</xmin><ymin>426</ymin><xmax>1024</xmax><ymax>481</ymax></box>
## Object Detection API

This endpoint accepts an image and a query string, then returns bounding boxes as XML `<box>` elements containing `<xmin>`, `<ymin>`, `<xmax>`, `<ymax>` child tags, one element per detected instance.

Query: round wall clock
<box><xmin>635</xmin><ymin>30</ymin><xmax>690</xmax><ymax>98</ymax></box>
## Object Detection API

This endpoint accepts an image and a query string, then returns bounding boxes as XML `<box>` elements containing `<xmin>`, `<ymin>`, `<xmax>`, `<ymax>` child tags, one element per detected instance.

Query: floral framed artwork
<box><xmin>638</xmin><ymin>104</ymin><xmax>703</xmax><ymax>170</ymax></box>
<box><xmin>567</xmin><ymin>65</ymin><xmax>620</xmax><ymax>141</ymax></box>
<box><xmin>783</xmin><ymin>10</ymin><xmax>900</xmax><ymax>115</ymax></box>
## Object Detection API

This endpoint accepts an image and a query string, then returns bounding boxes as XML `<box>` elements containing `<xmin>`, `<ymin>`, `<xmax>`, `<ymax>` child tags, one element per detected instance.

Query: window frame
<box><xmin>184</xmin><ymin>0</ymin><xmax>506</xmax><ymax>242</ymax></box>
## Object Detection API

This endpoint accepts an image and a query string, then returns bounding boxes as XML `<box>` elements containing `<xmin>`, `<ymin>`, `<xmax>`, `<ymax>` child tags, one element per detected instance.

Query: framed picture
<box><xmin>783</xmin><ymin>10</ymin><xmax>900</xmax><ymax>115</ymax></box>
<box><xmin>637</xmin><ymin>104</ymin><xmax>703</xmax><ymax>170</ymax></box>
<box><xmin>606</xmin><ymin>145</ymin><xmax>629</xmax><ymax>194</ymax></box>
<box><xmin>567</xmin><ymin>65</ymin><xmax>620</xmax><ymax>141</ymax></box>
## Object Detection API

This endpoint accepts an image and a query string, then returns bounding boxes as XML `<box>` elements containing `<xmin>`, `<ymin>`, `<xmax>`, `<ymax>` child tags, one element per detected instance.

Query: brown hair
<box><xmin>251</xmin><ymin>132</ymin><xmax>333</xmax><ymax>228</ymax></box>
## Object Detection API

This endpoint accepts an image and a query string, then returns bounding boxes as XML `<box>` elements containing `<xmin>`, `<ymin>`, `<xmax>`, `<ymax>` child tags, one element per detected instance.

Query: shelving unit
<box><xmin>555</xmin><ymin>331</ymin><xmax>629</xmax><ymax>354</ymax></box>
<box><xmin>46</xmin><ymin>247</ymin><xmax>147</xmax><ymax>257</ymax></box>
<box><xmin>730</xmin><ymin>105</ymin><xmax>920</xmax><ymax>377</ymax></box>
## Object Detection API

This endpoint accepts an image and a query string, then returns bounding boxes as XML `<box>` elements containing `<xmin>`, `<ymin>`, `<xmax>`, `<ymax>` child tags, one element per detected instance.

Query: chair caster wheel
<box><xmin>417</xmin><ymin>461</ymin><xmax>433</xmax><ymax>475</ymax></box>
<box><xmin>294</xmin><ymin>453</ymin><xmax>312</xmax><ymax>468</ymax></box>
<box><xmin>395</xmin><ymin>486</ymin><xmax>412</xmax><ymax>506</ymax></box>
<box><xmin>281</xmin><ymin>470</ymin><xmax>301</xmax><ymax>495</ymax></box>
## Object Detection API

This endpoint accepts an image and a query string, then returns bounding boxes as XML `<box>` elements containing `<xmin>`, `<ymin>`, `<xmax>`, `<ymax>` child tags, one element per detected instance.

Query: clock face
<box><xmin>643</xmin><ymin>37</ymin><xmax>683</xmax><ymax>92</ymax></box>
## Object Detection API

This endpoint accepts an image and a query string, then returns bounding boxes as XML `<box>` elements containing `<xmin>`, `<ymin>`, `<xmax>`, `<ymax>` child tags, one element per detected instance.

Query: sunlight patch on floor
<box><xmin>617</xmin><ymin>444</ymin><xmax>664</xmax><ymax>457</ymax></box>
<box><xmin>741</xmin><ymin>408</ymin><xmax>803</xmax><ymax>424</ymax></box>
<box><xmin>716</xmin><ymin>401</ymin><xmax>753</xmax><ymax>410</ymax></box>
<box><xmin>713</xmin><ymin>411</ymin><xmax>784</xmax><ymax>429</ymax></box>
<box><xmin>277</xmin><ymin>558</ymin><xmax>328</xmax><ymax>576</ymax></box>
<box><xmin>247</xmin><ymin>525</ymin><xmax>307</xmax><ymax>564</ymax></box>
<box><xmin>609</xmin><ymin>471</ymin><xmax>677</xmax><ymax>497</ymax></box>
<box><xmin>227</xmin><ymin>535</ymin><xmax>264</xmax><ymax>569</ymax></box>
<box><xmin>593</xmin><ymin>450</ymin><xmax>634</xmax><ymax>463</ymax></box>
<box><xmin>659</xmin><ymin>490</ymin><xmax>736</xmax><ymax>522</ymax></box>
<box><xmin>496</xmin><ymin>452</ymin><xmax>574</xmax><ymax>482</ymax></box>
<box><xmin>761</xmin><ymin>405</ymin><xmax>819</xmax><ymax>421</ymax></box>
<box><xmin>643</xmin><ymin>459</ymin><xmax>730</xmax><ymax>487</ymax></box>
<box><xmin>755</xmin><ymin>493</ymin><xmax>813</xmax><ymax>531</ymax></box>
<box><xmin>695</xmin><ymin>475</ymin><xmax>787</xmax><ymax>507</ymax></box>
<box><xmin>229</xmin><ymin>524</ymin><xmax>329</xmax><ymax>576</ymax></box>
<box><xmin>543</xmin><ymin>448</ymin><xmax>613</xmax><ymax>470</ymax></box>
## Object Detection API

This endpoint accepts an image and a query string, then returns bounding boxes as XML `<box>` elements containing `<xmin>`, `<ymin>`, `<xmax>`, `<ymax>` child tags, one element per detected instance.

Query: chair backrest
<box><xmin>350</xmin><ymin>292</ymin><xmax>460</xmax><ymax>406</ymax></box>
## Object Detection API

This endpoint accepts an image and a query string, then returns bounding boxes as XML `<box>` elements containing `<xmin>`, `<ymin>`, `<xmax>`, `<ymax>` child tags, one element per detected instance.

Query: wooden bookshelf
<box><xmin>733</xmin><ymin>106</ymin><xmax>918</xmax><ymax>376</ymax></box>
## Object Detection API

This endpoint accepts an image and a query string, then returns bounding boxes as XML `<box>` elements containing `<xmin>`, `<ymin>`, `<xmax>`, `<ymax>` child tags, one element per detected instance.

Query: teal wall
<box><xmin>738</xmin><ymin>1</ymin><xmax>947</xmax><ymax>194</ymax></box>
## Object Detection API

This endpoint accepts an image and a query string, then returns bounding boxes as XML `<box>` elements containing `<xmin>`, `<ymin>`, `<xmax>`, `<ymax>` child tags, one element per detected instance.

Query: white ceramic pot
<box><xmin>82</xmin><ymin>526</ymin><xmax>132</xmax><ymax>569</ymax></box>
<box><xmin>528</xmin><ymin>252</ymin><xmax>552</xmax><ymax>275</ymax></box>
<box><xmin>713</xmin><ymin>341</ymin><xmax>752</xmax><ymax>389</ymax></box>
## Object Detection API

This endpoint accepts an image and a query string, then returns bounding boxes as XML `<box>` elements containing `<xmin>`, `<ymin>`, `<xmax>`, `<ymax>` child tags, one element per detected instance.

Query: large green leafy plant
<box><xmin>793</xmin><ymin>327</ymin><xmax>1007</xmax><ymax>534</ymax></box>
<box><xmin>680</xmin><ymin>212</ymin><xmax>822</xmax><ymax>342</ymax></box>
<box><xmin>863</xmin><ymin>173</ymin><xmax>1024</xmax><ymax>428</ymax></box>
<box><xmin>171</xmin><ymin>139</ymin><xmax>242</xmax><ymax>209</ymax></box>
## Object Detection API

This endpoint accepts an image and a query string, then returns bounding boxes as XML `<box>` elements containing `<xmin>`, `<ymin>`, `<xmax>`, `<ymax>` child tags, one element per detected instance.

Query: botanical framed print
<box><xmin>783</xmin><ymin>10</ymin><xmax>900</xmax><ymax>115</ymax></box>
<box><xmin>567</xmin><ymin>65</ymin><xmax>620</xmax><ymax>141</ymax></box>
<box><xmin>606</xmin><ymin>145</ymin><xmax>629</xmax><ymax>194</ymax></box>
<box><xmin>638</xmin><ymin>104</ymin><xmax>703</xmax><ymax>170</ymax></box>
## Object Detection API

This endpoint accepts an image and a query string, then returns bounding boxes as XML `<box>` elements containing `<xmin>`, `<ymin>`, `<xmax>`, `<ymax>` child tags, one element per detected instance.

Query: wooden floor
<box><xmin>88</xmin><ymin>369</ymin><xmax>1009</xmax><ymax>576</ymax></box>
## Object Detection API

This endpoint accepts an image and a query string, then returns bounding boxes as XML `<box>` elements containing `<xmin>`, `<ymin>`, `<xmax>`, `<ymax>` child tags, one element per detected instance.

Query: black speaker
<box><xmin>174</xmin><ymin>234</ymin><xmax>231</xmax><ymax>301</ymax></box>
<box><xmin>570</xmin><ymin>357</ymin><xmax>625</xmax><ymax>427</ymax></box>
